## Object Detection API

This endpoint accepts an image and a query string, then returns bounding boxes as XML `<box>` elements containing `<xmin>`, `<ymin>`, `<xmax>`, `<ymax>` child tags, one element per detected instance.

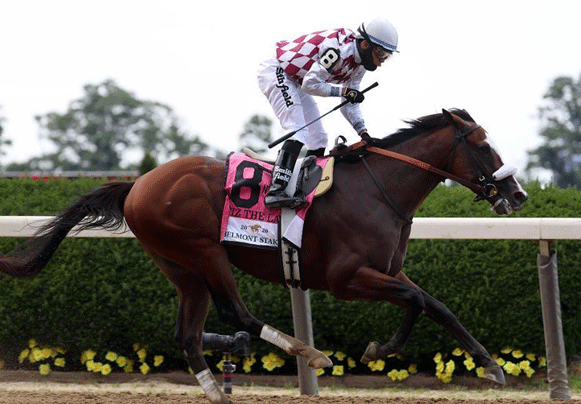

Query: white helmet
<box><xmin>358</xmin><ymin>17</ymin><xmax>399</xmax><ymax>52</ymax></box>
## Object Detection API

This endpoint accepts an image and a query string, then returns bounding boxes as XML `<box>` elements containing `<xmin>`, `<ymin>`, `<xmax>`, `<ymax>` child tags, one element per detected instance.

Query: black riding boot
<box><xmin>265</xmin><ymin>140</ymin><xmax>307</xmax><ymax>209</ymax></box>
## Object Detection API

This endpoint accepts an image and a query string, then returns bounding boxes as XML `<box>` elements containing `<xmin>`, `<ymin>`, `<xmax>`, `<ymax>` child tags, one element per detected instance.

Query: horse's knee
<box><xmin>405</xmin><ymin>287</ymin><xmax>425</xmax><ymax>315</ymax></box>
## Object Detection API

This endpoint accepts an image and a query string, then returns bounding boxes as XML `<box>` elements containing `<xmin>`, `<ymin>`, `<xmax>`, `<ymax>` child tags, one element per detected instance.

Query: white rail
<box><xmin>1</xmin><ymin>216</ymin><xmax>580</xmax><ymax>239</ymax></box>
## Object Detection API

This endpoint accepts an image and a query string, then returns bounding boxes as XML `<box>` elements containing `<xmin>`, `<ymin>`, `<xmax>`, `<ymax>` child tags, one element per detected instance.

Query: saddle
<box><xmin>243</xmin><ymin>148</ymin><xmax>334</xmax><ymax>198</ymax></box>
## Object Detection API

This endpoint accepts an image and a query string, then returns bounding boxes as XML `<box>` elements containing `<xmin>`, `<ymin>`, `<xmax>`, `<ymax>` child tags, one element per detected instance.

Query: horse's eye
<box><xmin>479</xmin><ymin>144</ymin><xmax>491</xmax><ymax>154</ymax></box>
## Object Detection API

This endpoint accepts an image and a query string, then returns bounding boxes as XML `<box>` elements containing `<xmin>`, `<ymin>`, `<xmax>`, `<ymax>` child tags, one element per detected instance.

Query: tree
<box><xmin>30</xmin><ymin>79</ymin><xmax>209</xmax><ymax>171</ymax></box>
<box><xmin>527</xmin><ymin>73</ymin><xmax>581</xmax><ymax>188</ymax></box>
<box><xmin>0</xmin><ymin>107</ymin><xmax>13</xmax><ymax>164</ymax></box>
<box><xmin>238</xmin><ymin>114</ymin><xmax>273</xmax><ymax>154</ymax></box>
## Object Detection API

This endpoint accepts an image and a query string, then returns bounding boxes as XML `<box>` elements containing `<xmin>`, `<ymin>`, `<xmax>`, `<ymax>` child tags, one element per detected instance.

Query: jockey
<box><xmin>258</xmin><ymin>17</ymin><xmax>399</xmax><ymax>209</ymax></box>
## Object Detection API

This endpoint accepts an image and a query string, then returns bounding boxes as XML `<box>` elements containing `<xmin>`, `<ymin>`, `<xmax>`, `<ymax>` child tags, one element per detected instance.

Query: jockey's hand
<box><xmin>343</xmin><ymin>88</ymin><xmax>365</xmax><ymax>104</ymax></box>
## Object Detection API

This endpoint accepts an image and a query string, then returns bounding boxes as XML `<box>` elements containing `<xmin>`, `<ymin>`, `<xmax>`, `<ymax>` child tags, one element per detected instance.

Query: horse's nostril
<box><xmin>514</xmin><ymin>191</ymin><xmax>529</xmax><ymax>205</ymax></box>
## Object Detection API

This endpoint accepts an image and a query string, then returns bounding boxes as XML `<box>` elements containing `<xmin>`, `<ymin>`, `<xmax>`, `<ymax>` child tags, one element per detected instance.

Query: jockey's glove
<box><xmin>343</xmin><ymin>88</ymin><xmax>365</xmax><ymax>104</ymax></box>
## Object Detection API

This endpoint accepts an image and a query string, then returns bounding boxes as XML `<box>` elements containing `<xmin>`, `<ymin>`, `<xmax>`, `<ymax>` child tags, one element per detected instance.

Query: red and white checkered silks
<box><xmin>276</xmin><ymin>28</ymin><xmax>360</xmax><ymax>85</ymax></box>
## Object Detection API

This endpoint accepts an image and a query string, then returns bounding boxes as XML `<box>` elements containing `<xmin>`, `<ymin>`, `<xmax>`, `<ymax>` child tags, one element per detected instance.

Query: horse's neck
<box><xmin>365</xmin><ymin>130</ymin><xmax>456</xmax><ymax>218</ymax></box>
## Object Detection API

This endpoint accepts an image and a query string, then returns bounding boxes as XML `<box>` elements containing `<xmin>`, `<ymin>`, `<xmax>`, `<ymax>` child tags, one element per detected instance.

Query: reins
<box><xmin>348</xmin><ymin>125</ymin><xmax>488</xmax><ymax>196</ymax></box>
<box><xmin>340</xmin><ymin>124</ymin><xmax>494</xmax><ymax>223</ymax></box>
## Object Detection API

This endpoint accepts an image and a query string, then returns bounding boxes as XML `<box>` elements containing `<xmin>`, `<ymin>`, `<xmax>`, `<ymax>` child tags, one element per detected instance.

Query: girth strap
<box><xmin>361</xmin><ymin>157</ymin><xmax>413</xmax><ymax>224</ymax></box>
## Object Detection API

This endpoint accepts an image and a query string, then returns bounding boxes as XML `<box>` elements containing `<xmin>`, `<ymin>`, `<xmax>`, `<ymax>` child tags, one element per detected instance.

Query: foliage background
<box><xmin>0</xmin><ymin>178</ymin><xmax>578</xmax><ymax>371</ymax></box>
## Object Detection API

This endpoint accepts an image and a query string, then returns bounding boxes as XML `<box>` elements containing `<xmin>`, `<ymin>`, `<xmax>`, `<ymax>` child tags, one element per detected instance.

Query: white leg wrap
<box><xmin>260</xmin><ymin>324</ymin><xmax>293</xmax><ymax>351</ymax></box>
<box><xmin>195</xmin><ymin>369</ymin><xmax>224</xmax><ymax>402</ymax></box>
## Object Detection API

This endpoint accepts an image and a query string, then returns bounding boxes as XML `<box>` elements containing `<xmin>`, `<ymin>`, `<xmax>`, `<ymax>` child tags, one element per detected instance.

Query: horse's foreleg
<box><xmin>328</xmin><ymin>266</ymin><xmax>425</xmax><ymax>364</ymax></box>
<box><xmin>396</xmin><ymin>272</ymin><xmax>505</xmax><ymax>384</ymax></box>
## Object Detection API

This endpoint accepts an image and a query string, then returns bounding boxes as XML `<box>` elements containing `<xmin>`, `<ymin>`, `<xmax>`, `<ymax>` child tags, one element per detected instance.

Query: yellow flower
<box><xmin>503</xmin><ymin>361</ymin><xmax>521</xmax><ymax>376</ymax></box>
<box><xmin>55</xmin><ymin>347</ymin><xmax>66</xmax><ymax>355</ymax></box>
<box><xmin>464</xmin><ymin>352</ymin><xmax>472</xmax><ymax>359</ymax></box>
<box><xmin>243</xmin><ymin>354</ymin><xmax>256</xmax><ymax>373</ymax></box>
<box><xmin>334</xmin><ymin>351</ymin><xmax>346</xmax><ymax>361</ymax></box>
<box><xmin>316</xmin><ymin>368</ymin><xmax>325</xmax><ymax>376</ymax></box>
<box><xmin>367</xmin><ymin>359</ymin><xmax>385</xmax><ymax>372</ymax></box>
<box><xmin>452</xmin><ymin>348</ymin><xmax>464</xmax><ymax>356</ymax></box>
<box><xmin>512</xmin><ymin>349</ymin><xmax>523</xmax><ymax>359</ymax></box>
<box><xmin>261</xmin><ymin>352</ymin><xmax>285</xmax><ymax>371</ymax></box>
<box><xmin>408</xmin><ymin>364</ymin><xmax>418</xmax><ymax>374</ymax></box>
<box><xmin>92</xmin><ymin>362</ymin><xmax>103</xmax><ymax>373</ymax></box>
<box><xmin>216</xmin><ymin>359</ymin><xmax>225</xmax><ymax>372</ymax></box>
<box><xmin>397</xmin><ymin>369</ymin><xmax>410</xmax><ymax>381</ymax></box>
<box><xmin>519</xmin><ymin>360</ymin><xmax>531</xmax><ymax>370</ymax></box>
<box><xmin>322</xmin><ymin>350</ymin><xmax>334</xmax><ymax>356</ymax></box>
<box><xmin>387</xmin><ymin>369</ymin><xmax>399</xmax><ymax>381</ymax></box>
<box><xmin>464</xmin><ymin>357</ymin><xmax>475</xmax><ymax>371</ymax></box>
<box><xmin>203</xmin><ymin>350</ymin><xmax>213</xmax><ymax>356</ymax></box>
<box><xmin>124</xmin><ymin>364</ymin><xmax>134</xmax><ymax>373</ymax></box>
<box><xmin>105</xmin><ymin>352</ymin><xmax>118</xmax><ymax>362</ymax></box>
<box><xmin>116</xmin><ymin>356</ymin><xmax>128</xmax><ymax>368</ymax></box>
<box><xmin>140</xmin><ymin>363</ymin><xmax>150</xmax><ymax>375</ymax></box>
<box><xmin>526</xmin><ymin>352</ymin><xmax>536</xmax><ymax>361</ymax></box>
<box><xmin>133</xmin><ymin>343</ymin><xmax>140</xmax><ymax>352</ymax></box>
<box><xmin>86</xmin><ymin>360</ymin><xmax>95</xmax><ymax>371</ymax></box>
<box><xmin>445</xmin><ymin>360</ymin><xmax>455</xmax><ymax>376</ymax></box>
<box><xmin>137</xmin><ymin>348</ymin><xmax>147</xmax><ymax>362</ymax></box>
<box><xmin>347</xmin><ymin>358</ymin><xmax>356</xmax><ymax>368</ymax></box>
<box><xmin>54</xmin><ymin>357</ymin><xmax>65</xmax><ymax>368</ymax></box>
<box><xmin>436</xmin><ymin>361</ymin><xmax>444</xmax><ymax>373</ymax></box>
<box><xmin>81</xmin><ymin>349</ymin><xmax>96</xmax><ymax>364</ymax></box>
<box><xmin>28</xmin><ymin>339</ymin><xmax>38</xmax><ymax>348</ymax></box>
<box><xmin>101</xmin><ymin>364</ymin><xmax>112</xmax><ymax>376</ymax></box>
<box><xmin>41</xmin><ymin>348</ymin><xmax>52</xmax><ymax>359</ymax></box>
<box><xmin>433</xmin><ymin>352</ymin><xmax>442</xmax><ymax>363</ymax></box>
<box><xmin>39</xmin><ymin>363</ymin><xmax>50</xmax><ymax>376</ymax></box>
<box><xmin>476</xmin><ymin>367</ymin><xmax>485</xmax><ymax>378</ymax></box>
<box><xmin>501</xmin><ymin>346</ymin><xmax>513</xmax><ymax>354</ymax></box>
<box><xmin>31</xmin><ymin>348</ymin><xmax>43</xmax><ymax>363</ymax></box>
<box><xmin>538</xmin><ymin>356</ymin><xmax>547</xmax><ymax>367</ymax></box>
<box><xmin>154</xmin><ymin>355</ymin><xmax>164</xmax><ymax>367</ymax></box>
<box><xmin>18</xmin><ymin>349</ymin><xmax>30</xmax><ymax>364</ymax></box>
<box><xmin>332</xmin><ymin>365</ymin><xmax>344</xmax><ymax>376</ymax></box>
<box><xmin>495</xmin><ymin>357</ymin><xmax>506</xmax><ymax>366</ymax></box>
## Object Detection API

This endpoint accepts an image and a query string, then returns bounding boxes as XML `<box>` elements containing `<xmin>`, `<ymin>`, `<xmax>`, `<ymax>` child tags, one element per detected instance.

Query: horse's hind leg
<box><xmin>200</xmin><ymin>245</ymin><xmax>332</xmax><ymax>369</ymax></box>
<box><xmin>144</xmin><ymin>250</ymin><xmax>232</xmax><ymax>404</ymax></box>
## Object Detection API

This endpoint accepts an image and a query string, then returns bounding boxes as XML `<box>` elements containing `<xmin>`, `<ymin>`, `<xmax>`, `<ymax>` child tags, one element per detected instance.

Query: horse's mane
<box><xmin>331</xmin><ymin>108</ymin><xmax>475</xmax><ymax>161</ymax></box>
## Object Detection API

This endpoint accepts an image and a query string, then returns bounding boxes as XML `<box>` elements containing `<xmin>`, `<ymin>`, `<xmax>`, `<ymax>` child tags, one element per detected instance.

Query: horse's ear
<box><xmin>442</xmin><ymin>108</ymin><xmax>460</xmax><ymax>128</ymax></box>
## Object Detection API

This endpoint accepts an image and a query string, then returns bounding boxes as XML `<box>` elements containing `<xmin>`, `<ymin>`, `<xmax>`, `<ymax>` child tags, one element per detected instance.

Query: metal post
<box><xmin>537</xmin><ymin>240</ymin><xmax>571</xmax><ymax>399</ymax></box>
<box><xmin>290</xmin><ymin>288</ymin><xmax>318</xmax><ymax>395</ymax></box>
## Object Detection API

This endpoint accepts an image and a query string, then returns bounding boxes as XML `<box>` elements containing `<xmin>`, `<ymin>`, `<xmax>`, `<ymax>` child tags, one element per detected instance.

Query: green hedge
<box><xmin>0</xmin><ymin>178</ymin><xmax>579</xmax><ymax>370</ymax></box>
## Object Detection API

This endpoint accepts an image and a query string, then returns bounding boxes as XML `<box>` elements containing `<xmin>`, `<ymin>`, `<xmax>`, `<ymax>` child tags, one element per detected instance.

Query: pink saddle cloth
<box><xmin>220</xmin><ymin>152</ymin><xmax>328</xmax><ymax>249</ymax></box>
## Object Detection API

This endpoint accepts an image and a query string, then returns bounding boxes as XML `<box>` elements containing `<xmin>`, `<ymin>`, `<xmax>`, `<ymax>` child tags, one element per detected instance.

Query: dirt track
<box><xmin>0</xmin><ymin>370</ymin><xmax>579</xmax><ymax>404</ymax></box>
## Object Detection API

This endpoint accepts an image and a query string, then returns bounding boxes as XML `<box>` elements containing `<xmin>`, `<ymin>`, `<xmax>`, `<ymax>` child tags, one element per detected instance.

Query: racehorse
<box><xmin>0</xmin><ymin>109</ymin><xmax>527</xmax><ymax>404</ymax></box>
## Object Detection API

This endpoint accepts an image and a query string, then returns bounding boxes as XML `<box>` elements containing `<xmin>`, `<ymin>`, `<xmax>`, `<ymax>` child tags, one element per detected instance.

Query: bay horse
<box><xmin>0</xmin><ymin>109</ymin><xmax>527</xmax><ymax>404</ymax></box>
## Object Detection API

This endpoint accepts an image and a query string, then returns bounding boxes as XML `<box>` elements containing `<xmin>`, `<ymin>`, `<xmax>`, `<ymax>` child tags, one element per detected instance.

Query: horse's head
<box><xmin>442</xmin><ymin>109</ymin><xmax>528</xmax><ymax>215</ymax></box>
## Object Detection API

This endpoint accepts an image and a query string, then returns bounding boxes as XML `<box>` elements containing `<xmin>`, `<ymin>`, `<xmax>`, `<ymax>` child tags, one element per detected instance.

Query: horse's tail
<box><xmin>0</xmin><ymin>181</ymin><xmax>135</xmax><ymax>278</ymax></box>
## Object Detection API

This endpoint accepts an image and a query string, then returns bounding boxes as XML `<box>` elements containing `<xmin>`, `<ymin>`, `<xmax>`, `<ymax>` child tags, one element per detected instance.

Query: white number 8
<box><xmin>319</xmin><ymin>48</ymin><xmax>340</xmax><ymax>71</ymax></box>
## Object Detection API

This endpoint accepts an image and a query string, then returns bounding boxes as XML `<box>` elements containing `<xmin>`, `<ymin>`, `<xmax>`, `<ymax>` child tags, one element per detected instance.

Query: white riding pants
<box><xmin>257</xmin><ymin>58</ymin><xmax>328</xmax><ymax>150</ymax></box>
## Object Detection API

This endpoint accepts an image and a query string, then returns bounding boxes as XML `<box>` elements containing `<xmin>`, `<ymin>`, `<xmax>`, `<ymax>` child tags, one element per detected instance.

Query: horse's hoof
<box><xmin>307</xmin><ymin>352</ymin><xmax>333</xmax><ymax>369</ymax></box>
<box><xmin>360</xmin><ymin>341</ymin><xmax>381</xmax><ymax>364</ymax></box>
<box><xmin>484</xmin><ymin>365</ymin><xmax>506</xmax><ymax>384</ymax></box>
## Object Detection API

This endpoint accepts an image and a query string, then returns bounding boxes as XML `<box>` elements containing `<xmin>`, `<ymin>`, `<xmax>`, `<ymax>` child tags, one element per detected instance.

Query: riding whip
<box><xmin>268</xmin><ymin>81</ymin><xmax>379</xmax><ymax>148</ymax></box>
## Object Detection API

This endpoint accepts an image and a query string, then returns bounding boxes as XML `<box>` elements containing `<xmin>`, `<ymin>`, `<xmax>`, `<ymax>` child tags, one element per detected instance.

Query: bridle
<box><xmin>347</xmin><ymin>124</ymin><xmax>516</xmax><ymax>222</ymax></box>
